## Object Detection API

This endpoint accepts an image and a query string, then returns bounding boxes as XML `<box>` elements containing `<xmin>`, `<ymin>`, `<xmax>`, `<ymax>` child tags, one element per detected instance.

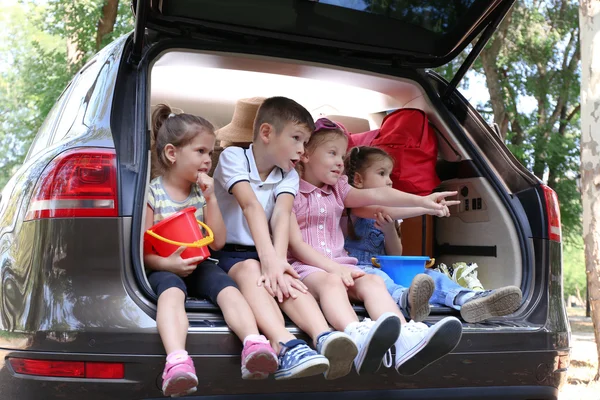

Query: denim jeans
<box><xmin>356</xmin><ymin>265</ymin><xmax>470</xmax><ymax>310</ymax></box>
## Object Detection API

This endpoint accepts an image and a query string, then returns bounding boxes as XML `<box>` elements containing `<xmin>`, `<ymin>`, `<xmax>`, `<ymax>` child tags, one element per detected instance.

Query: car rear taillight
<box><xmin>541</xmin><ymin>185</ymin><xmax>561</xmax><ymax>242</ymax></box>
<box><xmin>25</xmin><ymin>148</ymin><xmax>118</xmax><ymax>220</ymax></box>
<box><xmin>8</xmin><ymin>358</ymin><xmax>124</xmax><ymax>379</ymax></box>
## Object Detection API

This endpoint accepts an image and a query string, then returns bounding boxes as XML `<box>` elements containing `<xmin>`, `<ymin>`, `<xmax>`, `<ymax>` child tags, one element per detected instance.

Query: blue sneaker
<box><xmin>274</xmin><ymin>339</ymin><xmax>329</xmax><ymax>380</ymax></box>
<box><xmin>398</xmin><ymin>274</ymin><xmax>434</xmax><ymax>322</ymax></box>
<box><xmin>316</xmin><ymin>331</ymin><xmax>357</xmax><ymax>380</ymax></box>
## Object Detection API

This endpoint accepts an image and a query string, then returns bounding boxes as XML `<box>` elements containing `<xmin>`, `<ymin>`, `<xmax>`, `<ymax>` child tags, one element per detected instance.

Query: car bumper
<box><xmin>0</xmin><ymin>347</ymin><xmax>565</xmax><ymax>400</ymax></box>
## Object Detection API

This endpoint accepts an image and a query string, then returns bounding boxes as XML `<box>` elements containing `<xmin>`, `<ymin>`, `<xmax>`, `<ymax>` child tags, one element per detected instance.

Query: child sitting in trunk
<box><xmin>144</xmin><ymin>105</ymin><xmax>278</xmax><ymax>397</ymax></box>
<box><xmin>343</xmin><ymin>145</ymin><xmax>523</xmax><ymax>323</ymax></box>
<box><xmin>288</xmin><ymin>118</ymin><xmax>464</xmax><ymax>376</ymax></box>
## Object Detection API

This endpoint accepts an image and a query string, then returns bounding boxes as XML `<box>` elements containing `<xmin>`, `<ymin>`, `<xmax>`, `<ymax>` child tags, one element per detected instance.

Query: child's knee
<box><xmin>158</xmin><ymin>284</ymin><xmax>187</xmax><ymax>301</ymax></box>
<box><xmin>323</xmin><ymin>273</ymin><xmax>345</xmax><ymax>290</ymax></box>
<box><xmin>217</xmin><ymin>285</ymin><xmax>241</xmax><ymax>299</ymax></box>
<box><xmin>231</xmin><ymin>259</ymin><xmax>261</xmax><ymax>280</ymax></box>
<box><xmin>359</xmin><ymin>273</ymin><xmax>386</xmax><ymax>292</ymax></box>
<box><xmin>149</xmin><ymin>271</ymin><xmax>187</xmax><ymax>298</ymax></box>
<box><xmin>216</xmin><ymin>285</ymin><xmax>246</xmax><ymax>306</ymax></box>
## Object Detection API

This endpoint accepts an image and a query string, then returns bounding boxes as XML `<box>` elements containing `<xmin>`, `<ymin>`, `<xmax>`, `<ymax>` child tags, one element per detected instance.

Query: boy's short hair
<box><xmin>253</xmin><ymin>96</ymin><xmax>315</xmax><ymax>139</ymax></box>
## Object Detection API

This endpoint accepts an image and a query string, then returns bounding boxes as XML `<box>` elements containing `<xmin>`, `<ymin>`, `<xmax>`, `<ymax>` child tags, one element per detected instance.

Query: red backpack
<box><xmin>348</xmin><ymin>108</ymin><xmax>440</xmax><ymax>195</ymax></box>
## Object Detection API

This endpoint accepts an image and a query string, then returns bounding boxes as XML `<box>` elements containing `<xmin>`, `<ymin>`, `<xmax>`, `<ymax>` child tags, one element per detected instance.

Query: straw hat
<box><xmin>216</xmin><ymin>97</ymin><xmax>266</xmax><ymax>147</ymax></box>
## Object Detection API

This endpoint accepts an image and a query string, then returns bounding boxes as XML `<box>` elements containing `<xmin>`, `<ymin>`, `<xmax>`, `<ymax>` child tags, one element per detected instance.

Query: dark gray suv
<box><xmin>0</xmin><ymin>1</ymin><xmax>570</xmax><ymax>399</ymax></box>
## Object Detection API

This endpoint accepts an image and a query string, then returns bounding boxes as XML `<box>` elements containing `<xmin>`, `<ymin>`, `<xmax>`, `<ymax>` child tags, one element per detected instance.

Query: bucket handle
<box><xmin>371</xmin><ymin>257</ymin><xmax>436</xmax><ymax>269</ymax></box>
<box><xmin>145</xmin><ymin>220</ymin><xmax>214</xmax><ymax>248</ymax></box>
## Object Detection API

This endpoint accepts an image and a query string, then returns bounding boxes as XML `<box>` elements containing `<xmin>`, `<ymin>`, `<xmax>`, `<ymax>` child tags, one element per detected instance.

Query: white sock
<box><xmin>166</xmin><ymin>349</ymin><xmax>188</xmax><ymax>364</ymax></box>
<box><xmin>243</xmin><ymin>334</ymin><xmax>264</xmax><ymax>346</ymax></box>
<box><xmin>344</xmin><ymin>321</ymin><xmax>360</xmax><ymax>335</ymax></box>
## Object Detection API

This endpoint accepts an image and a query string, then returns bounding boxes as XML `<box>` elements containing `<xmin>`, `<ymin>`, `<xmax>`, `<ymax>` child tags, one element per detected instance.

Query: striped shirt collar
<box><xmin>299</xmin><ymin>178</ymin><xmax>333</xmax><ymax>195</ymax></box>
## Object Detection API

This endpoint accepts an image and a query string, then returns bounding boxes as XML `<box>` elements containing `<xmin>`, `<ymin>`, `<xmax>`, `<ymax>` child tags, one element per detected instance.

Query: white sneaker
<box><xmin>316</xmin><ymin>331</ymin><xmax>358</xmax><ymax>380</ymax></box>
<box><xmin>395</xmin><ymin>317</ymin><xmax>463</xmax><ymax>376</ymax></box>
<box><xmin>345</xmin><ymin>312</ymin><xmax>401</xmax><ymax>375</ymax></box>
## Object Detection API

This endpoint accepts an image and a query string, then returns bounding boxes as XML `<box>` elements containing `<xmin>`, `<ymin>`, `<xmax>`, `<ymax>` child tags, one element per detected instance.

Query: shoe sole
<box><xmin>163</xmin><ymin>372</ymin><xmax>198</xmax><ymax>397</ymax></box>
<box><xmin>274</xmin><ymin>355</ymin><xmax>329</xmax><ymax>380</ymax></box>
<box><xmin>321</xmin><ymin>333</ymin><xmax>358</xmax><ymax>380</ymax></box>
<box><xmin>242</xmin><ymin>350</ymin><xmax>278</xmax><ymax>380</ymax></box>
<box><xmin>396</xmin><ymin>317</ymin><xmax>463</xmax><ymax>376</ymax></box>
<box><xmin>408</xmin><ymin>274</ymin><xmax>434</xmax><ymax>322</ymax></box>
<box><xmin>356</xmin><ymin>312</ymin><xmax>401</xmax><ymax>375</ymax></box>
<box><xmin>460</xmin><ymin>286</ymin><xmax>522</xmax><ymax>323</ymax></box>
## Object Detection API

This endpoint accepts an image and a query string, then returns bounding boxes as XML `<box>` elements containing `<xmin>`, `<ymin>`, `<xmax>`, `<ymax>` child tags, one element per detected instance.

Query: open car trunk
<box><xmin>137</xmin><ymin>48</ymin><xmax>538</xmax><ymax>329</ymax></box>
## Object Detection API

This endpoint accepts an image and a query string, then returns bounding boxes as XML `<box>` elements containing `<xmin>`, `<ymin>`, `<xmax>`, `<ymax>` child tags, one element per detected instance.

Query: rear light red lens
<box><xmin>541</xmin><ymin>185</ymin><xmax>561</xmax><ymax>242</ymax></box>
<box><xmin>9</xmin><ymin>358</ymin><xmax>124</xmax><ymax>379</ymax></box>
<box><xmin>85</xmin><ymin>362</ymin><xmax>125</xmax><ymax>379</ymax></box>
<box><xmin>9</xmin><ymin>359</ymin><xmax>85</xmax><ymax>378</ymax></box>
<box><xmin>25</xmin><ymin>148</ymin><xmax>118</xmax><ymax>220</ymax></box>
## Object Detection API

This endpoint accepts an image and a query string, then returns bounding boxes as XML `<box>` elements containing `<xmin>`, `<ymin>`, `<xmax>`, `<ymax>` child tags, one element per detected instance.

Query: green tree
<box><xmin>0</xmin><ymin>2</ymin><xmax>66</xmax><ymax>188</ymax></box>
<box><xmin>437</xmin><ymin>0</ymin><xmax>582</xmax><ymax>242</ymax></box>
<box><xmin>0</xmin><ymin>0</ymin><xmax>133</xmax><ymax>189</ymax></box>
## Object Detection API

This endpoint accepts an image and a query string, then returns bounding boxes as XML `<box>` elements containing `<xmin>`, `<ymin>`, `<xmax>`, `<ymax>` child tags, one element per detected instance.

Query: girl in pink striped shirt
<box><xmin>288</xmin><ymin>118</ymin><xmax>463</xmax><ymax>376</ymax></box>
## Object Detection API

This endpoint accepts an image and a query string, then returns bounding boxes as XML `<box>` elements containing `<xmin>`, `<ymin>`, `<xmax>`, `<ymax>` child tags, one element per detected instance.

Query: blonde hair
<box><xmin>296</xmin><ymin>126</ymin><xmax>348</xmax><ymax>177</ymax></box>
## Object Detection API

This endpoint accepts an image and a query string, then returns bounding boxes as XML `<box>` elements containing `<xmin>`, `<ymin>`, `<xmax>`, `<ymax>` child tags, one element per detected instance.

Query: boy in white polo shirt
<box><xmin>213</xmin><ymin>97</ymin><xmax>365</xmax><ymax>381</ymax></box>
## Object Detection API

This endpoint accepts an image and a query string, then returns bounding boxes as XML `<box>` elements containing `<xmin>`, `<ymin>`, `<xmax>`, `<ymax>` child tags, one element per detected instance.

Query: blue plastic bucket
<box><xmin>371</xmin><ymin>256</ymin><xmax>431</xmax><ymax>288</ymax></box>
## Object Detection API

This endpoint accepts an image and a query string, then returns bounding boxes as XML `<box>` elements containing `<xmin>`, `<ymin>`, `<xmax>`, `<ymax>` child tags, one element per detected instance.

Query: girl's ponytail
<box><xmin>345</xmin><ymin>147</ymin><xmax>360</xmax><ymax>187</ymax></box>
<box><xmin>152</xmin><ymin>104</ymin><xmax>172</xmax><ymax>144</ymax></box>
<box><xmin>150</xmin><ymin>104</ymin><xmax>174</xmax><ymax>175</ymax></box>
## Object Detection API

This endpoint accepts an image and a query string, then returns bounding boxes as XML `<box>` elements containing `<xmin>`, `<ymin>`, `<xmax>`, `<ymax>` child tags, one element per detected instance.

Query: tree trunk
<box><xmin>64</xmin><ymin>3</ymin><xmax>83</xmax><ymax>68</ymax></box>
<box><xmin>579</xmin><ymin>0</ymin><xmax>600</xmax><ymax>382</ymax></box>
<box><xmin>96</xmin><ymin>0</ymin><xmax>120</xmax><ymax>52</ymax></box>
<box><xmin>480</xmin><ymin>8</ymin><xmax>514</xmax><ymax>141</ymax></box>
<box><xmin>66</xmin><ymin>37</ymin><xmax>82</xmax><ymax>67</ymax></box>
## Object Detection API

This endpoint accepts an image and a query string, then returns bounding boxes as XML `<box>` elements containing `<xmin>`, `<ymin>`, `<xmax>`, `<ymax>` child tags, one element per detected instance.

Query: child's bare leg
<box><xmin>229</xmin><ymin>259</ymin><xmax>295</xmax><ymax>353</ymax></box>
<box><xmin>279</xmin><ymin>287</ymin><xmax>332</xmax><ymax>345</ymax></box>
<box><xmin>216</xmin><ymin>284</ymin><xmax>278</xmax><ymax>379</ymax></box>
<box><xmin>156</xmin><ymin>286</ymin><xmax>197</xmax><ymax>396</ymax></box>
<box><xmin>348</xmin><ymin>274</ymin><xmax>407</xmax><ymax>324</ymax></box>
<box><xmin>302</xmin><ymin>272</ymin><xmax>359</xmax><ymax>332</ymax></box>
<box><xmin>216</xmin><ymin>286</ymin><xmax>260</xmax><ymax>340</ymax></box>
<box><xmin>305</xmin><ymin>272</ymin><xmax>402</xmax><ymax>376</ymax></box>
<box><xmin>282</xmin><ymin>272</ymin><xmax>359</xmax><ymax>380</ymax></box>
<box><xmin>156</xmin><ymin>287</ymin><xmax>188</xmax><ymax>354</ymax></box>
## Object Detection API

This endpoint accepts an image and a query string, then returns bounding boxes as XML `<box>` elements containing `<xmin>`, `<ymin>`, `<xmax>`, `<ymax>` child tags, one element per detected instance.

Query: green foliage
<box><xmin>0</xmin><ymin>0</ymin><xmax>133</xmax><ymax>189</ymax></box>
<box><xmin>0</xmin><ymin>2</ymin><xmax>65</xmax><ymax>188</ymax></box>
<box><xmin>563</xmin><ymin>236</ymin><xmax>586</xmax><ymax>302</ymax></box>
<box><xmin>435</xmin><ymin>0</ymin><xmax>582</xmax><ymax>243</ymax></box>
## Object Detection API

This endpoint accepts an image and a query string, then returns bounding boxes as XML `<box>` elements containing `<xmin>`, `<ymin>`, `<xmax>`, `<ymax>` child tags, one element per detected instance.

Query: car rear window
<box><xmin>319</xmin><ymin>0</ymin><xmax>476</xmax><ymax>35</ymax></box>
<box><xmin>161</xmin><ymin>0</ymin><xmax>495</xmax><ymax>61</ymax></box>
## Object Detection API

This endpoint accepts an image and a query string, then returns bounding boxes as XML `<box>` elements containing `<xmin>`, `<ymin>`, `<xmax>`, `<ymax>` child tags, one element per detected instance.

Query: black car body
<box><xmin>0</xmin><ymin>1</ymin><xmax>570</xmax><ymax>399</ymax></box>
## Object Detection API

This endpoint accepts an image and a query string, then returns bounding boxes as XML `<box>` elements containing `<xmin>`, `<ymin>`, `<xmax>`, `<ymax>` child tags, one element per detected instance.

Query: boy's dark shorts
<box><xmin>147</xmin><ymin>259</ymin><xmax>238</xmax><ymax>304</ymax></box>
<box><xmin>212</xmin><ymin>244</ymin><xmax>260</xmax><ymax>274</ymax></box>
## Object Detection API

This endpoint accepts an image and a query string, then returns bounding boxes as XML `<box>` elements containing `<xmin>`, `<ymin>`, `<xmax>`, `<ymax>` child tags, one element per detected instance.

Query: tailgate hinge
<box><xmin>129</xmin><ymin>0</ymin><xmax>150</xmax><ymax>66</ymax></box>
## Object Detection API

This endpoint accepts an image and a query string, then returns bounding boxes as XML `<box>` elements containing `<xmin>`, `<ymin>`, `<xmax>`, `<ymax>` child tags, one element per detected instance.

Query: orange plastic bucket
<box><xmin>144</xmin><ymin>207</ymin><xmax>214</xmax><ymax>259</ymax></box>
